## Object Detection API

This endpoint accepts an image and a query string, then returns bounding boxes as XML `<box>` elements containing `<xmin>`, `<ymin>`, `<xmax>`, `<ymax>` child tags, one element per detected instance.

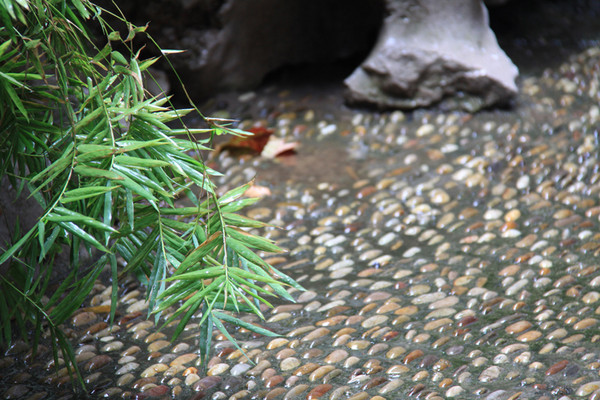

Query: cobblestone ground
<box><xmin>3</xmin><ymin>42</ymin><xmax>600</xmax><ymax>400</ymax></box>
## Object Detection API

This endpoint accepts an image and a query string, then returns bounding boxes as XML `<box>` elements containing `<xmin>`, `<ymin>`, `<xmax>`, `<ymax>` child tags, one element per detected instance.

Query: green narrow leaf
<box><xmin>47</xmin><ymin>207</ymin><xmax>117</xmax><ymax>233</ymax></box>
<box><xmin>0</xmin><ymin>227</ymin><xmax>35</xmax><ymax>265</ymax></box>
<box><xmin>126</xmin><ymin>188</ymin><xmax>134</xmax><ymax>230</ymax></box>
<box><xmin>226</xmin><ymin>237</ymin><xmax>270</xmax><ymax>269</ymax></box>
<box><xmin>213</xmin><ymin>310</ymin><xmax>279</xmax><ymax>337</ymax></box>
<box><xmin>198</xmin><ymin>304</ymin><xmax>212</xmax><ymax>372</ymax></box>
<box><xmin>42</xmin><ymin>226</ymin><xmax>60</xmax><ymax>260</ymax></box>
<box><xmin>148</xmin><ymin>245</ymin><xmax>166</xmax><ymax>320</ymax></box>
<box><xmin>165</xmin><ymin>266</ymin><xmax>225</xmax><ymax>282</ymax></box>
<box><xmin>0</xmin><ymin>39</ymin><xmax>11</xmax><ymax>58</ymax></box>
<box><xmin>104</xmin><ymin>183</ymin><xmax>113</xmax><ymax>245</ymax></box>
<box><xmin>169</xmin><ymin>277</ymin><xmax>225</xmax><ymax>317</ymax></box>
<box><xmin>241</xmin><ymin>264</ymin><xmax>294</xmax><ymax>303</ymax></box>
<box><xmin>119</xmin><ymin>228</ymin><xmax>158</xmax><ymax>276</ymax></box>
<box><xmin>71</xmin><ymin>0</ymin><xmax>90</xmax><ymax>18</ymax></box>
<box><xmin>74</xmin><ymin>165</ymin><xmax>124</xmax><ymax>180</ymax></box>
<box><xmin>111</xmin><ymin>50</ymin><xmax>128</xmax><ymax>65</ymax></box>
<box><xmin>210</xmin><ymin>316</ymin><xmax>250</xmax><ymax>364</ymax></box>
<box><xmin>109</xmin><ymin>254</ymin><xmax>118</xmax><ymax>325</ymax></box>
<box><xmin>119</xmin><ymin>175</ymin><xmax>158</xmax><ymax>207</ymax></box>
<box><xmin>229</xmin><ymin>267</ymin><xmax>279</xmax><ymax>284</ymax></box>
<box><xmin>168</xmin><ymin>296</ymin><xmax>203</xmax><ymax>341</ymax></box>
<box><xmin>37</xmin><ymin>221</ymin><xmax>45</xmax><ymax>260</ymax></box>
<box><xmin>62</xmin><ymin>186</ymin><xmax>115</xmax><ymax>203</ymax></box>
<box><xmin>218</xmin><ymin>182</ymin><xmax>253</xmax><ymax>205</ymax></box>
<box><xmin>223</xmin><ymin>213</ymin><xmax>267</xmax><ymax>228</ymax></box>
<box><xmin>29</xmin><ymin>150</ymin><xmax>72</xmax><ymax>185</ymax></box>
<box><xmin>218</xmin><ymin>197</ymin><xmax>261</xmax><ymax>214</ymax></box>
<box><xmin>73</xmin><ymin>106</ymin><xmax>104</xmax><ymax>131</ymax></box>
<box><xmin>114</xmin><ymin>155</ymin><xmax>171</xmax><ymax>168</ymax></box>
<box><xmin>175</xmin><ymin>231</ymin><xmax>222</xmax><ymax>275</ymax></box>
<box><xmin>54</xmin><ymin>329</ymin><xmax>84</xmax><ymax>390</ymax></box>
<box><xmin>55</xmin><ymin>221</ymin><xmax>109</xmax><ymax>253</ymax></box>
<box><xmin>227</xmin><ymin>227</ymin><xmax>281</xmax><ymax>253</ymax></box>
<box><xmin>268</xmin><ymin>265</ymin><xmax>305</xmax><ymax>292</ymax></box>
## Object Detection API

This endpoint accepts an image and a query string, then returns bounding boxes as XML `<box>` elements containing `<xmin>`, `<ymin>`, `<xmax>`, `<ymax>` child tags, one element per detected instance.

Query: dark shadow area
<box><xmin>489</xmin><ymin>0</ymin><xmax>600</xmax><ymax>74</ymax></box>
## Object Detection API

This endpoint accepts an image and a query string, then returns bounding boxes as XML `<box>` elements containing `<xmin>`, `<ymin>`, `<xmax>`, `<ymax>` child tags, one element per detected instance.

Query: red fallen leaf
<box><xmin>216</xmin><ymin>126</ymin><xmax>273</xmax><ymax>155</ymax></box>
<box><xmin>261</xmin><ymin>137</ymin><xmax>298</xmax><ymax>159</ymax></box>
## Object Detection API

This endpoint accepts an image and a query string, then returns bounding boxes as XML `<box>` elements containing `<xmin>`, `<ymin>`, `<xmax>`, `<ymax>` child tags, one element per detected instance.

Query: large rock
<box><xmin>344</xmin><ymin>0</ymin><xmax>519</xmax><ymax>111</ymax></box>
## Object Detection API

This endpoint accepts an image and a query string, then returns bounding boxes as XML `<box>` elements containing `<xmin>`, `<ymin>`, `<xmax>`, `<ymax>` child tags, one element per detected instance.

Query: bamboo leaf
<box><xmin>47</xmin><ymin>207</ymin><xmax>117</xmax><ymax>233</ymax></box>
<box><xmin>176</xmin><ymin>231</ymin><xmax>222</xmax><ymax>275</ymax></box>
<box><xmin>55</xmin><ymin>221</ymin><xmax>109</xmax><ymax>253</ymax></box>
<box><xmin>213</xmin><ymin>310</ymin><xmax>279</xmax><ymax>337</ymax></box>
<box><xmin>109</xmin><ymin>254</ymin><xmax>118</xmax><ymax>325</ymax></box>
<box><xmin>226</xmin><ymin>227</ymin><xmax>282</xmax><ymax>253</ymax></box>
<box><xmin>223</xmin><ymin>213</ymin><xmax>267</xmax><ymax>228</ymax></box>
<box><xmin>268</xmin><ymin>265</ymin><xmax>306</xmax><ymax>292</ymax></box>
<box><xmin>0</xmin><ymin>227</ymin><xmax>35</xmax><ymax>265</ymax></box>
<box><xmin>226</xmin><ymin>237</ymin><xmax>270</xmax><ymax>269</ymax></box>
<box><xmin>229</xmin><ymin>267</ymin><xmax>279</xmax><ymax>284</ymax></box>
<box><xmin>165</xmin><ymin>266</ymin><xmax>225</xmax><ymax>282</ymax></box>
<box><xmin>62</xmin><ymin>186</ymin><xmax>116</xmax><ymax>203</ymax></box>
<box><xmin>210</xmin><ymin>316</ymin><xmax>251</xmax><ymax>363</ymax></box>
<box><xmin>74</xmin><ymin>165</ymin><xmax>124</xmax><ymax>180</ymax></box>
<box><xmin>198</xmin><ymin>305</ymin><xmax>212</xmax><ymax>371</ymax></box>
<box><xmin>218</xmin><ymin>182</ymin><xmax>253</xmax><ymax>205</ymax></box>
<box><xmin>119</xmin><ymin>228</ymin><xmax>158</xmax><ymax>276</ymax></box>
<box><xmin>126</xmin><ymin>188</ymin><xmax>134</xmax><ymax>230</ymax></box>
<box><xmin>114</xmin><ymin>155</ymin><xmax>171</xmax><ymax>168</ymax></box>
<box><xmin>119</xmin><ymin>175</ymin><xmax>158</xmax><ymax>207</ymax></box>
<box><xmin>218</xmin><ymin>198</ymin><xmax>261</xmax><ymax>214</ymax></box>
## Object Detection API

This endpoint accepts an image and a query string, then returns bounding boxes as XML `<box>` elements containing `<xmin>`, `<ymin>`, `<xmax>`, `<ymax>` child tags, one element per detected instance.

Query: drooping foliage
<box><xmin>0</xmin><ymin>0</ymin><xmax>301</xmax><ymax>388</ymax></box>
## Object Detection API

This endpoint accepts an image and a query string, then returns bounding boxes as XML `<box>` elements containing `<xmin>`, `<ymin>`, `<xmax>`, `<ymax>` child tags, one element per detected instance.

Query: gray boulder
<box><xmin>344</xmin><ymin>0</ymin><xmax>519</xmax><ymax>111</ymax></box>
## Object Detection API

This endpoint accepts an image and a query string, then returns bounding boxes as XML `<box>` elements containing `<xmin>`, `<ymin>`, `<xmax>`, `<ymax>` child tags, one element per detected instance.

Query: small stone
<box><xmin>309</xmin><ymin>366</ymin><xmax>335</xmax><ymax>382</ymax></box>
<box><xmin>141</xmin><ymin>363</ymin><xmax>168</xmax><ymax>378</ymax></box>
<box><xmin>446</xmin><ymin>386</ymin><xmax>465</xmax><ymax>397</ymax></box>
<box><xmin>284</xmin><ymin>384</ymin><xmax>309</xmax><ymax>400</ymax></box>
<box><xmin>230</xmin><ymin>363</ymin><xmax>251</xmax><ymax>376</ymax></box>
<box><xmin>387</xmin><ymin>365</ymin><xmax>410</xmax><ymax>375</ymax></box>
<box><xmin>324</xmin><ymin>349</ymin><xmax>349</xmax><ymax>364</ymax></box>
<box><xmin>479</xmin><ymin>366</ymin><xmax>501</xmax><ymax>382</ymax></box>
<box><xmin>378</xmin><ymin>378</ymin><xmax>403</xmax><ymax>394</ymax></box>
<box><xmin>84</xmin><ymin>354</ymin><xmax>112</xmax><ymax>371</ymax></box>
<box><xmin>361</xmin><ymin>315</ymin><xmax>388</xmax><ymax>329</ymax></box>
<box><xmin>545</xmin><ymin>360</ymin><xmax>568</xmax><ymax>376</ymax></box>
<box><xmin>281</xmin><ymin>357</ymin><xmax>301</xmax><ymax>371</ymax></box>
<box><xmin>3</xmin><ymin>384</ymin><xmax>30</xmax><ymax>399</ymax></box>
<box><xmin>306</xmin><ymin>384</ymin><xmax>332</xmax><ymax>399</ymax></box>
<box><xmin>574</xmin><ymin>318</ymin><xmax>598</xmax><ymax>330</ymax></box>
<box><xmin>505</xmin><ymin>321</ymin><xmax>532</xmax><ymax>334</ymax></box>
<box><xmin>116</xmin><ymin>362</ymin><xmax>139</xmax><ymax>375</ymax></box>
<box><xmin>72</xmin><ymin>311</ymin><xmax>97</xmax><ymax>327</ymax></box>
<box><xmin>577</xmin><ymin>381</ymin><xmax>600</xmax><ymax>396</ymax></box>
<box><xmin>517</xmin><ymin>330</ymin><xmax>542</xmax><ymax>342</ymax></box>
<box><xmin>208</xmin><ymin>363</ymin><xmax>229</xmax><ymax>376</ymax></box>
<box><xmin>170</xmin><ymin>353</ymin><xmax>197</xmax><ymax>366</ymax></box>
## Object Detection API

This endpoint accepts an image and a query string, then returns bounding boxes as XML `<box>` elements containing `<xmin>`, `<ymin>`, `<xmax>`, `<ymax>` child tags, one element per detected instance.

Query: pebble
<box><xmin>479</xmin><ymin>366</ymin><xmax>501</xmax><ymax>382</ymax></box>
<box><xmin>280</xmin><ymin>357</ymin><xmax>300</xmax><ymax>371</ymax></box>
<box><xmin>577</xmin><ymin>381</ymin><xmax>600</xmax><ymax>396</ymax></box>
<box><xmin>231</xmin><ymin>363</ymin><xmax>251</xmax><ymax>376</ymax></box>
<box><xmin>284</xmin><ymin>384</ymin><xmax>309</xmax><ymax>399</ymax></box>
